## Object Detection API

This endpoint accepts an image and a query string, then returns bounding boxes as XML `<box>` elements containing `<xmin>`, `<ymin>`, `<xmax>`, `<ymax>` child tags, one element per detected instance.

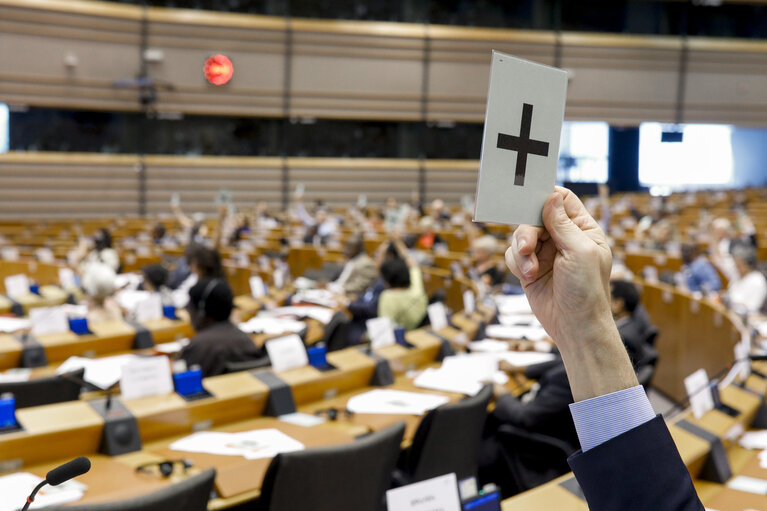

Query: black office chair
<box><xmin>321</xmin><ymin>311</ymin><xmax>351</xmax><ymax>352</ymax></box>
<box><xmin>52</xmin><ymin>468</ymin><xmax>215</xmax><ymax>511</ymax></box>
<box><xmin>395</xmin><ymin>384</ymin><xmax>493</xmax><ymax>485</ymax></box>
<box><xmin>636</xmin><ymin>343</ymin><xmax>659</xmax><ymax>390</ymax></box>
<box><xmin>495</xmin><ymin>423</ymin><xmax>575</xmax><ymax>494</ymax></box>
<box><xmin>256</xmin><ymin>422</ymin><xmax>405</xmax><ymax>511</ymax></box>
<box><xmin>224</xmin><ymin>356</ymin><xmax>272</xmax><ymax>374</ymax></box>
<box><xmin>0</xmin><ymin>369</ymin><xmax>84</xmax><ymax>409</ymax></box>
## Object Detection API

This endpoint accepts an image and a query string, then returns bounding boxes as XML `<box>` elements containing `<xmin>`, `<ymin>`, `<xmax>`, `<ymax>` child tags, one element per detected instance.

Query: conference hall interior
<box><xmin>1</xmin><ymin>0</ymin><xmax>767</xmax><ymax>509</ymax></box>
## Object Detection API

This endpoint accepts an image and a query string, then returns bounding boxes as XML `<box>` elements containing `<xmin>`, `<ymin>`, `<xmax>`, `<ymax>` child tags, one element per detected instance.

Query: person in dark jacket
<box><xmin>179</xmin><ymin>278</ymin><xmax>264</xmax><ymax>377</ymax></box>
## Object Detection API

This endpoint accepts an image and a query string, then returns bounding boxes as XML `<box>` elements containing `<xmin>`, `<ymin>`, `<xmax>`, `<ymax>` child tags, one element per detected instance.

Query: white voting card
<box><xmin>120</xmin><ymin>355</ymin><xmax>174</xmax><ymax>401</ymax></box>
<box><xmin>249</xmin><ymin>276</ymin><xmax>266</xmax><ymax>299</ymax></box>
<box><xmin>29</xmin><ymin>306</ymin><xmax>70</xmax><ymax>337</ymax></box>
<box><xmin>265</xmin><ymin>334</ymin><xmax>309</xmax><ymax>373</ymax></box>
<box><xmin>366</xmin><ymin>316</ymin><xmax>396</xmax><ymax>349</ymax></box>
<box><xmin>386</xmin><ymin>473</ymin><xmax>461</xmax><ymax>511</ymax></box>
<box><xmin>474</xmin><ymin>51</ymin><xmax>568</xmax><ymax>226</ymax></box>
<box><xmin>4</xmin><ymin>274</ymin><xmax>30</xmax><ymax>299</ymax></box>
<box><xmin>427</xmin><ymin>302</ymin><xmax>449</xmax><ymax>331</ymax></box>
<box><xmin>346</xmin><ymin>389</ymin><xmax>449</xmax><ymax>416</ymax></box>
<box><xmin>684</xmin><ymin>368</ymin><xmax>715</xmax><ymax>419</ymax></box>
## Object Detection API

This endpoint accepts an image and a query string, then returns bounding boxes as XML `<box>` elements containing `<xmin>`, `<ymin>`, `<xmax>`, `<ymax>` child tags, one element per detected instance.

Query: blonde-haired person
<box><xmin>81</xmin><ymin>263</ymin><xmax>123</xmax><ymax>325</ymax></box>
<box><xmin>472</xmin><ymin>235</ymin><xmax>503</xmax><ymax>287</ymax></box>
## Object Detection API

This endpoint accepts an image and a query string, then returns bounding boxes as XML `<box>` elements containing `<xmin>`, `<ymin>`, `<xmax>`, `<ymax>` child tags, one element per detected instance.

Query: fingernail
<box><xmin>521</xmin><ymin>257</ymin><xmax>534</xmax><ymax>275</ymax></box>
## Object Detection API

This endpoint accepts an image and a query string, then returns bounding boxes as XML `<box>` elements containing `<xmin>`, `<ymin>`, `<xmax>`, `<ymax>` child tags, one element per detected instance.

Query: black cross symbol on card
<box><xmin>496</xmin><ymin>103</ymin><xmax>550</xmax><ymax>186</ymax></box>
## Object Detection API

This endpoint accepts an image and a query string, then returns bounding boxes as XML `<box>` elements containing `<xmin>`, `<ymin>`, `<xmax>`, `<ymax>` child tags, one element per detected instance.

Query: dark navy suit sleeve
<box><xmin>568</xmin><ymin>416</ymin><xmax>703</xmax><ymax>511</ymax></box>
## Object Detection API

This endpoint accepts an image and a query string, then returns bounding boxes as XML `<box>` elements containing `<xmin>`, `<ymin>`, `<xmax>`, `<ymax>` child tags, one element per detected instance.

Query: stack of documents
<box><xmin>414</xmin><ymin>354</ymin><xmax>508</xmax><ymax>396</ymax></box>
<box><xmin>739</xmin><ymin>430</ymin><xmax>767</xmax><ymax>450</ymax></box>
<box><xmin>170</xmin><ymin>429</ymin><xmax>304</xmax><ymax>460</ymax></box>
<box><xmin>346</xmin><ymin>389</ymin><xmax>449</xmax><ymax>415</ymax></box>
<box><xmin>239</xmin><ymin>316</ymin><xmax>306</xmax><ymax>335</ymax></box>
<box><xmin>0</xmin><ymin>472</ymin><xmax>85</xmax><ymax>511</ymax></box>
<box><xmin>57</xmin><ymin>354</ymin><xmax>139</xmax><ymax>389</ymax></box>
<box><xmin>272</xmin><ymin>306</ymin><xmax>334</xmax><ymax>324</ymax></box>
<box><xmin>292</xmin><ymin>289</ymin><xmax>338</xmax><ymax>308</ymax></box>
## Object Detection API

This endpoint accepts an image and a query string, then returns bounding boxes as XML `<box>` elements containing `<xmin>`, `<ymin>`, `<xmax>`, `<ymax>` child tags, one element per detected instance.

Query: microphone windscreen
<box><xmin>46</xmin><ymin>456</ymin><xmax>91</xmax><ymax>486</ymax></box>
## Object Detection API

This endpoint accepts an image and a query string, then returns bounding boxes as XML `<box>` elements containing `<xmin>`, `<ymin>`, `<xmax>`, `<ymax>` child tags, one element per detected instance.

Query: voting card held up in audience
<box><xmin>474</xmin><ymin>51</ymin><xmax>568</xmax><ymax>227</ymax></box>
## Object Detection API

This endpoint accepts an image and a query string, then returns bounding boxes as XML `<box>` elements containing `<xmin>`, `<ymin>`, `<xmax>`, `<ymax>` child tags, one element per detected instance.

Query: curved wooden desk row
<box><xmin>638</xmin><ymin>279</ymin><xmax>747</xmax><ymax>403</ymax></box>
<box><xmin>0</xmin><ymin>311</ymin><xmax>490</xmax><ymax>509</ymax></box>
<box><xmin>0</xmin><ymin>318</ymin><xmax>194</xmax><ymax>371</ymax></box>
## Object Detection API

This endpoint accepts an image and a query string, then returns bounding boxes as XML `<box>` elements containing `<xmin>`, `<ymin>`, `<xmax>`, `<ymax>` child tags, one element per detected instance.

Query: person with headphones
<box><xmin>179</xmin><ymin>277</ymin><xmax>265</xmax><ymax>377</ymax></box>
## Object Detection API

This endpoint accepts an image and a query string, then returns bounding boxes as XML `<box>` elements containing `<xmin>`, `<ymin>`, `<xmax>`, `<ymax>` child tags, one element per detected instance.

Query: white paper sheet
<box><xmin>739</xmin><ymin>430</ymin><xmax>767</xmax><ymax>450</ymax></box>
<box><xmin>272</xmin><ymin>306</ymin><xmax>334</xmax><ymax>324</ymax></box>
<box><xmin>495</xmin><ymin>351</ymin><xmax>557</xmax><ymax>367</ymax></box>
<box><xmin>726</xmin><ymin>475</ymin><xmax>767</xmax><ymax>495</ymax></box>
<box><xmin>154</xmin><ymin>339</ymin><xmax>190</xmax><ymax>355</ymax></box>
<box><xmin>57</xmin><ymin>354</ymin><xmax>140</xmax><ymax>389</ymax></box>
<box><xmin>169</xmin><ymin>428</ymin><xmax>304</xmax><ymax>460</ymax></box>
<box><xmin>0</xmin><ymin>472</ymin><xmax>86</xmax><ymax>511</ymax></box>
<box><xmin>494</xmin><ymin>294</ymin><xmax>533</xmax><ymax>315</ymax></box>
<box><xmin>485</xmin><ymin>324</ymin><xmax>549</xmax><ymax>341</ymax></box>
<box><xmin>292</xmin><ymin>289</ymin><xmax>338</xmax><ymax>308</ymax></box>
<box><xmin>249</xmin><ymin>276</ymin><xmax>266</xmax><ymax>299</ymax></box>
<box><xmin>238</xmin><ymin>317</ymin><xmax>306</xmax><ymax>335</ymax></box>
<box><xmin>115</xmin><ymin>289</ymin><xmax>152</xmax><ymax>312</ymax></box>
<box><xmin>278</xmin><ymin>412</ymin><xmax>326</xmax><ymax>427</ymax></box>
<box><xmin>467</xmin><ymin>339</ymin><xmax>510</xmax><ymax>353</ymax></box>
<box><xmin>0</xmin><ymin>317</ymin><xmax>31</xmax><ymax>333</ymax></box>
<box><xmin>0</xmin><ymin>368</ymin><xmax>32</xmax><ymax>383</ymax></box>
<box><xmin>497</xmin><ymin>314</ymin><xmax>541</xmax><ymax>328</ymax></box>
<box><xmin>413</xmin><ymin>368</ymin><xmax>484</xmax><ymax>396</ymax></box>
<box><xmin>346</xmin><ymin>389</ymin><xmax>449</xmax><ymax>416</ymax></box>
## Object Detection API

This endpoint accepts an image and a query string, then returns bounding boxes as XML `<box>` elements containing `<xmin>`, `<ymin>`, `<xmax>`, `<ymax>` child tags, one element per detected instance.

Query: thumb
<box><xmin>542</xmin><ymin>191</ymin><xmax>585</xmax><ymax>250</ymax></box>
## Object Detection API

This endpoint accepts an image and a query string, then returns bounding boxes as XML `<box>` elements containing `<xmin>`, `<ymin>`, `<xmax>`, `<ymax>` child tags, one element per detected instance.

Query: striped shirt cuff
<box><xmin>569</xmin><ymin>385</ymin><xmax>656</xmax><ymax>452</ymax></box>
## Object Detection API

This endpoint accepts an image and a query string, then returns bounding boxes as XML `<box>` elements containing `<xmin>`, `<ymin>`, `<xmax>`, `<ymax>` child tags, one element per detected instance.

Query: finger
<box><xmin>506</xmin><ymin>227</ymin><xmax>544</xmax><ymax>280</ymax></box>
<box><xmin>555</xmin><ymin>186</ymin><xmax>602</xmax><ymax>232</ymax></box>
<box><xmin>506</xmin><ymin>243</ymin><xmax>538</xmax><ymax>281</ymax></box>
<box><xmin>542</xmin><ymin>190</ymin><xmax>588</xmax><ymax>251</ymax></box>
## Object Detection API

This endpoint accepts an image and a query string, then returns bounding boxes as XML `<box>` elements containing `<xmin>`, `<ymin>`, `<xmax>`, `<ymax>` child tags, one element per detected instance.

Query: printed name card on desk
<box><xmin>120</xmin><ymin>355</ymin><xmax>174</xmax><ymax>400</ymax></box>
<box><xmin>59</xmin><ymin>268</ymin><xmax>77</xmax><ymax>290</ymax></box>
<box><xmin>427</xmin><ymin>302</ymin><xmax>449</xmax><ymax>332</ymax></box>
<box><xmin>249</xmin><ymin>276</ymin><xmax>266</xmax><ymax>299</ymax></box>
<box><xmin>473</xmin><ymin>51</ymin><xmax>567</xmax><ymax>227</ymax></box>
<box><xmin>29</xmin><ymin>306</ymin><xmax>70</xmax><ymax>336</ymax></box>
<box><xmin>265</xmin><ymin>334</ymin><xmax>309</xmax><ymax>373</ymax></box>
<box><xmin>134</xmin><ymin>294</ymin><xmax>163</xmax><ymax>323</ymax></box>
<box><xmin>386</xmin><ymin>473</ymin><xmax>461</xmax><ymax>511</ymax></box>
<box><xmin>684</xmin><ymin>368</ymin><xmax>715</xmax><ymax>419</ymax></box>
<box><xmin>4</xmin><ymin>274</ymin><xmax>30</xmax><ymax>299</ymax></box>
<box><xmin>366</xmin><ymin>316</ymin><xmax>396</xmax><ymax>349</ymax></box>
<box><xmin>463</xmin><ymin>290</ymin><xmax>476</xmax><ymax>315</ymax></box>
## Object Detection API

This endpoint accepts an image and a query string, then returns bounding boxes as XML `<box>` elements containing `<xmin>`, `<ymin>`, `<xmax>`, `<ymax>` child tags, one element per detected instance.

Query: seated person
<box><xmin>726</xmin><ymin>243</ymin><xmax>767</xmax><ymax>313</ymax></box>
<box><xmin>76</xmin><ymin>228</ymin><xmax>120</xmax><ymax>274</ymax></box>
<box><xmin>81</xmin><ymin>263</ymin><xmax>123</xmax><ymax>325</ymax></box>
<box><xmin>479</xmin><ymin>359</ymin><xmax>577</xmax><ymax>496</ymax></box>
<box><xmin>141</xmin><ymin>263</ymin><xmax>173</xmax><ymax>306</ymax></box>
<box><xmin>179</xmin><ymin>278</ymin><xmax>264</xmax><ymax>377</ymax></box>
<box><xmin>330</xmin><ymin>235</ymin><xmax>378</xmax><ymax>295</ymax></box>
<box><xmin>378</xmin><ymin>240</ymin><xmax>428</xmax><ymax>331</ymax></box>
<box><xmin>415</xmin><ymin>216</ymin><xmax>444</xmax><ymax>250</ymax></box>
<box><xmin>680</xmin><ymin>244</ymin><xmax>722</xmax><ymax>294</ymax></box>
<box><xmin>346</xmin><ymin>242</ymin><xmax>398</xmax><ymax>345</ymax></box>
<box><xmin>610</xmin><ymin>280</ymin><xmax>658</xmax><ymax>369</ymax></box>
<box><xmin>170</xmin><ymin>243</ymin><xmax>225</xmax><ymax>308</ymax></box>
<box><xmin>472</xmin><ymin>235</ymin><xmax>504</xmax><ymax>287</ymax></box>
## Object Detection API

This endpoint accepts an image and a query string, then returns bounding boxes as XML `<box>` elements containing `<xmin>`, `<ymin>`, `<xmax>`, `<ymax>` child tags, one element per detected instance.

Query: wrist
<box><xmin>556</xmin><ymin>318</ymin><xmax>638</xmax><ymax>402</ymax></box>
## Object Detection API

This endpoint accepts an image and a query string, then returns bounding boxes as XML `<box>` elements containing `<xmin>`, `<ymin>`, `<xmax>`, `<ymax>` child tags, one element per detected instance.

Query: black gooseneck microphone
<box><xmin>21</xmin><ymin>457</ymin><xmax>91</xmax><ymax>511</ymax></box>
